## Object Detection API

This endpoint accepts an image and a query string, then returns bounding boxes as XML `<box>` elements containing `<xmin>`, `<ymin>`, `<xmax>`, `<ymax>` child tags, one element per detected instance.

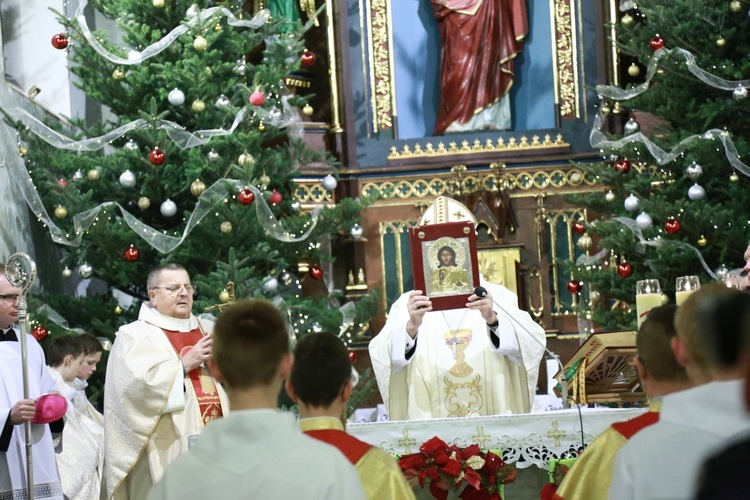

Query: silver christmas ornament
<box><xmin>635</xmin><ymin>212</ymin><xmax>653</xmax><ymax>230</ymax></box>
<box><xmin>119</xmin><ymin>170</ymin><xmax>136</xmax><ymax>188</ymax></box>
<box><xmin>688</xmin><ymin>183</ymin><xmax>705</xmax><ymax>201</ymax></box>
<box><xmin>160</xmin><ymin>199</ymin><xmax>177</xmax><ymax>217</ymax></box>
<box><xmin>312</xmin><ymin>322</ymin><xmax>323</xmax><ymax>334</ymax></box>
<box><xmin>290</xmin><ymin>200</ymin><xmax>301</xmax><ymax>213</ymax></box>
<box><xmin>72</xmin><ymin>170</ymin><xmax>84</xmax><ymax>182</ymax></box>
<box><xmin>349</xmin><ymin>223</ymin><xmax>364</xmax><ymax>240</ymax></box>
<box><xmin>78</xmin><ymin>263</ymin><xmax>93</xmax><ymax>279</ymax></box>
<box><xmin>123</xmin><ymin>139</ymin><xmax>139</xmax><ymax>151</ymax></box>
<box><xmin>624</xmin><ymin>194</ymin><xmax>640</xmax><ymax>212</ymax></box>
<box><xmin>322</xmin><ymin>174</ymin><xmax>338</xmax><ymax>191</ymax></box>
<box><xmin>733</xmin><ymin>85</ymin><xmax>748</xmax><ymax>101</ymax></box>
<box><xmin>280</xmin><ymin>270</ymin><xmax>293</xmax><ymax>286</ymax></box>
<box><xmin>624</xmin><ymin>118</ymin><xmax>640</xmax><ymax>135</ymax></box>
<box><xmin>186</xmin><ymin>4</ymin><xmax>199</xmax><ymax>18</ymax></box>
<box><xmin>207</xmin><ymin>149</ymin><xmax>220</xmax><ymax>162</ymax></box>
<box><xmin>262</xmin><ymin>277</ymin><xmax>279</xmax><ymax>294</ymax></box>
<box><xmin>233</xmin><ymin>60</ymin><xmax>246</xmax><ymax>76</ymax></box>
<box><xmin>685</xmin><ymin>161</ymin><xmax>703</xmax><ymax>180</ymax></box>
<box><xmin>62</xmin><ymin>267</ymin><xmax>72</xmax><ymax>278</ymax></box>
<box><xmin>605</xmin><ymin>190</ymin><xmax>616</xmax><ymax>202</ymax></box>
<box><xmin>168</xmin><ymin>88</ymin><xmax>185</xmax><ymax>106</ymax></box>
<box><xmin>215</xmin><ymin>94</ymin><xmax>231</xmax><ymax>108</ymax></box>
<box><xmin>715</xmin><ymin>264</ymin><xmax>730</xmax><ymax>282</ymax></box>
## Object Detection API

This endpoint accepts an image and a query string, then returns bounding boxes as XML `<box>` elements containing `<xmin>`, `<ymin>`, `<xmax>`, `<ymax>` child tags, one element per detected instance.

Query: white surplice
<box><xmin>148</xmin><ymin>410</ymin><xmax>365</xmax><ymax>500</ymax></box>
<box><xmin>369</xmin><ymin>280</ymin><xmax>545</xmax><ymax>420</ymax></box>
<box><xmin>0</xmin><ymin>329</ymin><xmax>63</xmax><ymax>499</ymax></box>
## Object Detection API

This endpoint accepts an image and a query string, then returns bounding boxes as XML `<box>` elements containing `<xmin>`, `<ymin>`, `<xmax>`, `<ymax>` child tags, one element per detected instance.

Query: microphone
<box><xmin>474</xmin><ymin>286</ymin><xmax>570</xmax><ymax>409</ymax></box>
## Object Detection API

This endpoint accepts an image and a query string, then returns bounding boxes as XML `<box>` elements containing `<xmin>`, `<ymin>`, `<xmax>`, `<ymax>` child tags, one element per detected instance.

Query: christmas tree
<box><xmin>3</xmin><ymin>0</ymin><xmax>377</xmax><ymax>397</ymax></box>
<box><xmin>567</xmin><ymin>0</ymin><xmax>750</xmax><ymax>330</ymax></box>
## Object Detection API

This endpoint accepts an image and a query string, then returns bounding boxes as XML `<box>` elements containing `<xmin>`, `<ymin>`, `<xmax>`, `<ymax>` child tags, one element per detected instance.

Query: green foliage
<box><xmin>568</xmin><ymin>0</ymin><xmax>750</xmax><ymax>329</ymax></box>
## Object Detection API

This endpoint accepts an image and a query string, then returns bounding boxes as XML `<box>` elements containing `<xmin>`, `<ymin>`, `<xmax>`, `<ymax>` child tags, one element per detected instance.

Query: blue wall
<box><xmin>392</xmin><ymin>0</ymin><xmax>556</xmax><ymax>139</ymax></box>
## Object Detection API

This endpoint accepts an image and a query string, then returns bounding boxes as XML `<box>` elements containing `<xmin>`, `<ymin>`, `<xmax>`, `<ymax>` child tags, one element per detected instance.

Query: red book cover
<box><xmin>409</xmin><ymin>221</ymin><xmax>480</xmax><ymax>311</ymax></box>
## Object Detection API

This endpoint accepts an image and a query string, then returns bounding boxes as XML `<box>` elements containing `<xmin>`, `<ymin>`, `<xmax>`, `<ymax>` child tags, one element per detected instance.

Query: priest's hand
<box><xmin>182</xmin><ymin>334</ymin><xmax>212</xmax><ymax>373</ymax></box>
<box><xmin>406</xmin><ymin>290</ymin><xmax>432</xmax><ymax>339</ymax></box>
<box><xmin>10</xmin><ymin>398</ymin><xmax>36</xmax><ymax>424</ymax></box>
<box><xmin>467</xmin><ymin>292</ymin><xmax>498</xmax><ymax>325</ymax></box>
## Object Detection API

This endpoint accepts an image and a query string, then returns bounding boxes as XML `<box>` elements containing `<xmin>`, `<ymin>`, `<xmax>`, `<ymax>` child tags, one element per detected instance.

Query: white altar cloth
<box><xmin>348</xmin><ymin>407</ymin><xmax>646</xmax><ymax>469</ymax></box>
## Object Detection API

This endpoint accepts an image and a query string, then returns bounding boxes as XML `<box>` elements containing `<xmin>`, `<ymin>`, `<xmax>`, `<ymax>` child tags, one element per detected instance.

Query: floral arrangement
<box><xmin>398</xmin><ymin>436</ymin><xmax>517</xmax><ymax>500</ymax></box>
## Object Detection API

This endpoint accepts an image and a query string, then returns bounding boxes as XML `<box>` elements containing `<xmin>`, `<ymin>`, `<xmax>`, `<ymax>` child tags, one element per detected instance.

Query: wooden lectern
<box><xmin>556</xmin><ymin>331</ymin><xmax>646</xmax><ymax>406</ymax></box>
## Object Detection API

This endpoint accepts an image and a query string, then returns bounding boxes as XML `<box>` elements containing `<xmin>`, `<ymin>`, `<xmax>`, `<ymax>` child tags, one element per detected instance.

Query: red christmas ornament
<box><xmin>238</xmin><ymin>188</ymin><xmax>255</xmax><ymax>205</ymax></box>
<box><xmin>300</xmin><ymin>50</ymin><xmax>316</xmax><ymax>68</ymax></box>
<box><xmin>617</xmin><ymin>262</ymin><xmax>633</xmax><ymax>278</ymax></box>
<box><xmin>269</xmin><ymin>190</ymin><xmax>283</xmax><ymax>204</ymax></box>
<box><xmin>58</xmin><ymin>178</ymin><xmax>68</xmax><ymax>188</ymax></box>
<box><xmin>650</xmin><ymin>35</ymin><xmax>665</xmax><ymax>51</ymax></box>
<box><xmin>309</xmin><ymin>264</ymin><xmax>324</xmax><ymax>280</ymax></box>
<box><xmin>51</xmin><ymin>33</ymin><xmax>69</xmax><ymax>50</ymax></box>
<box><xmin>566</xmin><ymin>280</ymin><xmax>583</xmax><ymax>294</ymax></box>
<box><xmin>31</xmin><ymin>325</ymin><xmax>48</xmax><ymax>342</ymax></box>
<box><xmin>123</xmin><ymin>244</ymin><xmax>140</xmax><ymax>262</ymax></box>
<box><xmin>149</xmin><ymin>147</ymin><xmax>166</xmax><ymax>165</ymax></box>
<box><xmin>249</xmin><ymin>91</ymin><xmax>266</xmax><ymax>106</ymax></box>
<box><xmin>348</xmin><ymin>351</ymin><xmax>357</xmax><ymax>363</ymax></box>
<box><xmin>572</xmin><ymin>221</ymin><xmax>586</xmax><ymax>235</ymax></box>
<box><xmin>664</xmin><ymin>218</ymin><xmax>682</xmax><ymax>235</ymax></box>
<box><xmin>614</xmin><ymin>158</ymin><xmax>631</xmax><ymax>173</ymax></box>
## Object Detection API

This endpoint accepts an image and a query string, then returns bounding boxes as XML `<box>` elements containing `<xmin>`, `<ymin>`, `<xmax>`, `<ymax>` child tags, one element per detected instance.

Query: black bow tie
<box><xmin>0</xmin><ymin>329</ymin><xmax>18</xmax><ymax>342</ymax></box>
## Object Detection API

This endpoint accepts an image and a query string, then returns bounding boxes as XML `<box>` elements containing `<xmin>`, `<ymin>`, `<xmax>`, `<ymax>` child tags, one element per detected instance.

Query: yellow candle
<box><xmin>675</xmin><ymin>290</ymin><xmax>694</xmax><ymax>306</ymax></box>
<box><xmin>636</xmin><ymin>293</ymin><xmax>663</xmax><ymax>327</ymax></box>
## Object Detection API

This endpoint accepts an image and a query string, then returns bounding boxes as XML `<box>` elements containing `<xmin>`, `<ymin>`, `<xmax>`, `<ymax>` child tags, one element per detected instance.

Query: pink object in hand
<box><xmin>32</xmin><ymin>394</ymin><xmax>68</xmax><ymax>424</ymax></box>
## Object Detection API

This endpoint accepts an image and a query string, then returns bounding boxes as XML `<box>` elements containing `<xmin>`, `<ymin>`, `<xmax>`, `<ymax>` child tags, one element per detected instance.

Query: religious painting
<box><xmin>409</xmin><ymin>221</ymin><xmax>480</xmax><ymax>311</ymax></box>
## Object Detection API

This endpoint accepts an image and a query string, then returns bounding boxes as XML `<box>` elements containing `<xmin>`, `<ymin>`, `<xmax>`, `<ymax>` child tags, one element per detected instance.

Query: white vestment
<box><xmin>148</xmin><ymin>409</ymin><xmax>366</xmax><ymax>500</ymax></box>
<box><xmin>0</xmin><ymin>329</ymin><xmax>63</xmax><ymax>499</ymax></box>
<box><xmin>104</xmin><ymin>305</ymin><xmax>229</xmax><ymax>500</ymax></box>
<box><xmin>47</xmin><ymin>368</ymin><xmax>103</xmax><ymax>500</ymax></box>
<box><xmin>609</xmin><ymin>380</ymin><xmax>750</xmax><ymax>500</ymax></box>
<box><xmin>369</xmin><ymin>281</ymin><xmax>545</xmax><ymax>420</ymax></box>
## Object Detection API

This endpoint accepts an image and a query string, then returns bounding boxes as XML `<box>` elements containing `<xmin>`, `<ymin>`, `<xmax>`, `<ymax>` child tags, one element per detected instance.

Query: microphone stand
<box><xmin>475</xmin><ymin>286</ymin><xmax>570</xmax><ymax>409</ymax></box>
<box><xmin>6</xmin><ymin>253</ymin><xmax>37</xmax><ymax>499</ymax></box>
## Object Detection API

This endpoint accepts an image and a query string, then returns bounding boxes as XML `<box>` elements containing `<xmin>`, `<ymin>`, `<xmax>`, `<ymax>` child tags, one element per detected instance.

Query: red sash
<box><xmin>304</xmin><ymin>429</ymin><xmax>372</xmax><ymax>465</ymax></box>
<box><xmin>162</xmin><ymin>327</ymin><xmax>224</xmax><ymax>425</ymax></box>
<box><xmin>611</xmin><ymin>411</ymin><xmax>659</xmax><ymax>439</ymax></box>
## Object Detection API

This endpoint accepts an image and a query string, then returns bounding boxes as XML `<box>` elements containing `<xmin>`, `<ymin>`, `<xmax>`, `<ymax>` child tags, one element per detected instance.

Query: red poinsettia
<box><xmin>398</xmin><ymin>437</ymin><xmax>516</xmax><ymax>500</ymax></box>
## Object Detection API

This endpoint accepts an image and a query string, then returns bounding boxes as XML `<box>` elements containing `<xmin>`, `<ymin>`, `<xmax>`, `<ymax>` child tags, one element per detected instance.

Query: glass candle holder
<box><xmin>675</xmin><ymin>275</ymin><xmax>700</xmax><ymax>306</ymax></box>
<box><xmin>635</xmin><ymin>279</ymin><xmax>662</xmax><ymax>328</ymax></box>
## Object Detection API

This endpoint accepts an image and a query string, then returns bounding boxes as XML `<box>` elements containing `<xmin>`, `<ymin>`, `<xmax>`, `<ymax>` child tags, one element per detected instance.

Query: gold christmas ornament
<box><xmin>697</xmin><ymin>235</ymin><xmax>707</xmax><ymax>247</ymax></box>
<box><xmin>17</xmin><ymin>145</ymin><xmax>28</xmax><ymax>157</ymax></box>
<box><xmin>628</xmin><ymin>63</ymin><xmax>640</xmax><ymax>77</ymax></box>
<box><xmin>193</xmin><ymin>36</ymin><xmax>208</xmax><ymax>51</ymax></box>
<box><xmin>112</xmin><ymin>68</ymin><xmax>125</xmax><ymax>80</ymax></box>
<box><xmin>600</xmin><ymin>103</ymin><xmax>611</xmax><ymax>115</ymax></box>
<box><xmin>190</xmin><ymin>179</ymin><xmax>206</xmax><ymax>197</ymax></box>
<box><xmin>219</xmin><ymin>289</ymin><xmax>230</xmax><ymax>303</ymax></box>
<box><xmin>716</xmin><ymin>38</ymin><xmax>726</xmax><ymax>47</ymax></box>
<box><xmin>621</xmin><ymin>13</ymin><xmax>634</xmax><ymax>26</ymax></box>
<box><xmin>87</xmin><ymin>169</ymin><xmax>100</xmax><ymax>181</ymax></box>
<box><xmin>238</xmin><ymin>152</ymin><xmax>255</xmax><ymax>166</ymax></box>
<box><xmin>138</xmin><ymin>197</ymin><xmax>151</xmax><ymax>210</ymax></box>
<box><xmin>589</xmin><ymin>289</ymin><xmax>601</xmax><ymax>307</ymax></box>
<box><xmin>260</xmin><ymin>173</ymin><xmax>271</xmax><ymax>187</ymax></box>
<box><xmin>214</xmin><ymin>23</ymin><xmax>222</xmax><ymax>31</ymax></box>
<box><xmin>259</xmin><ymin>122</ymin><xmax>265</xmax><ymax>131</ymax></box>
<box><xmin>220</xmin><ymin>221</ymin><xmax>233</xmax><ymax>233</ymax></box>
<box><xmin>302</xmin><ymin>103</ymin><xmax>314</xmax><ymax>116</ymax></box>
<box><xmin>730</xmin><ymin>0</ymin><xmax>742</xmax><ymax>12</ymax></box>
<box><xmin>577</xmin><ymin>233</ymin><xmax>593</xmax><ymax>252</ymax></box>
<box><xmin>152</xmin><ymin>0</ymin><xmax>165</xmax><ymax>7</ymax></box>
<box><xmin>54</xmin><ymin>206</ymin><xmax>68</xmax><ymax>219</ymax></box>
<box><xmin>114</xmin><ymin>305</ymin><xmax>123</xmax><ymax>314</ymax></box>
<box><xmin>730</xmin><ymin>172</ymin><xmax>739</xmax><ymax>183</ymax></box>
<box><xmin>192</xmin><ymin>99</ymin><xmax>205</xmax><ymax>113</ymax></box>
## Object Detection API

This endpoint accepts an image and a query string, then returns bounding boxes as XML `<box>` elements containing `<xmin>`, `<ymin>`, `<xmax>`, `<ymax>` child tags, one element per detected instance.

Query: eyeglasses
<box><xmin>151</xmin><ymin>284</ymin><xmax>195</xmax><ymax>295</ymax></box>
<box><xmin>0</xmin><ymin>294</ymin><xmax>20</xmax><ymax>303</ymax></box>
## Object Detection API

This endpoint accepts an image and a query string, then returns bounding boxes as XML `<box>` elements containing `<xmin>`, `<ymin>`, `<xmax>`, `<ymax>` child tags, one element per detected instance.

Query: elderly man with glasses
<box><xmin>103</xmin><ymin>263</ymin><xmax>228</xmax><ymax>500</ymax></box>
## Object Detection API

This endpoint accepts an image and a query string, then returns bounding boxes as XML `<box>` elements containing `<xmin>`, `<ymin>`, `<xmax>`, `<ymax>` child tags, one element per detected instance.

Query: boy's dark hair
<box><xmin>637</xmin><ymin>305</ymin><xmax>687</xmax><ymax>382</ymax></box>
<box><xmin>47</xmin><ymin>335</ymin><xmax>84</xmax><ymax>367</ymax></box>
<box><xmin>291</xmin><ymin>332</ymin><xmax>352</xmax><ymax>408</ymax></box>
<box><xmin>76</xmin><ymin>333</ymin><xmax>104</xmax><ymax>356</ymax></box>
<box><xmin>212</xmin><ymin>299</ymin><xmax>289</xmax><ymax>389</ymax></box>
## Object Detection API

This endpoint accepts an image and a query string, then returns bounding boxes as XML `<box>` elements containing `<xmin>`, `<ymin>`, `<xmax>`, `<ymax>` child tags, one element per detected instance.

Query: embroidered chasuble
<box><xmin>104</xmin><ymin>304</ymin><xmax>228</xmax><ymax>500</ymax></box>
<box><xmin>370</xmin><ymin>280</ymin><xmax>545</xmax><ymax>420</ymax></box>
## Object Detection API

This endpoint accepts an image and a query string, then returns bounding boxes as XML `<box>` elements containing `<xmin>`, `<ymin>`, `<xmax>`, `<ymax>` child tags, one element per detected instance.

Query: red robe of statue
<box><xmin>432</xmin><ymin>0</ymin><xmax>528</xmax><ymax>135</ymax></box>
